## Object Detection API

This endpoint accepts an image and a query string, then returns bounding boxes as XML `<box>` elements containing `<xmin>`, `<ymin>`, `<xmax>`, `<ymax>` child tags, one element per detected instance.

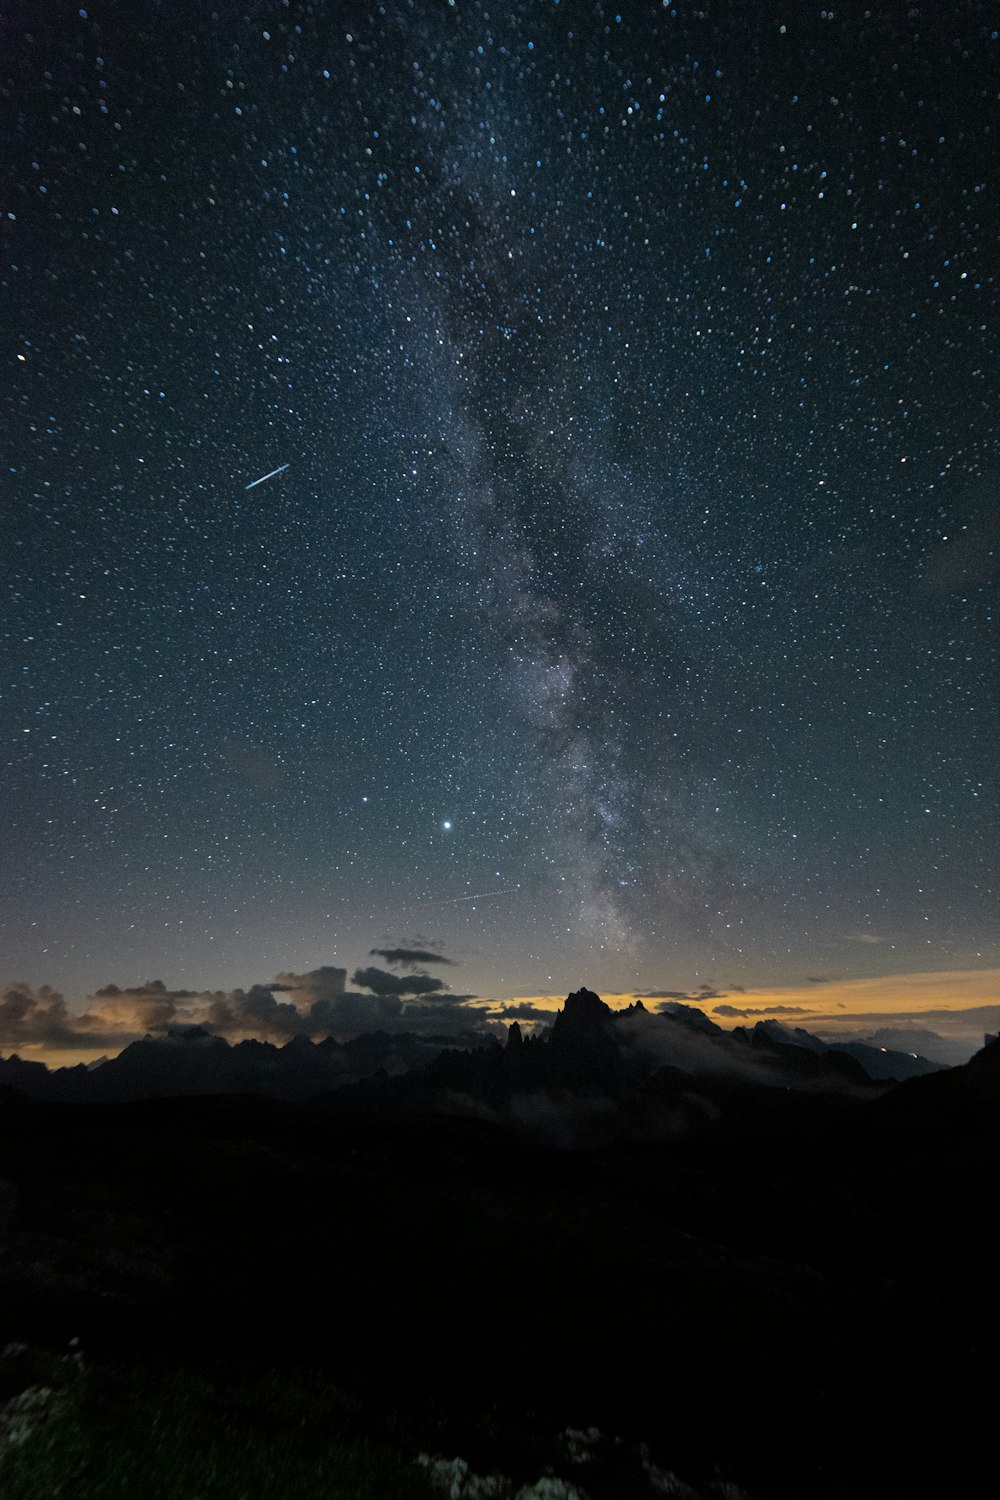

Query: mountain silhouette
<box><xmin>0</xmin><ymin>988</ymin><xmax>951</xmax><ymax>1111</ymax></box>
<box><xmin>0</xmin><ymin>1026</ymin><xmax>495</xmax><ymax>1104</ymax></box>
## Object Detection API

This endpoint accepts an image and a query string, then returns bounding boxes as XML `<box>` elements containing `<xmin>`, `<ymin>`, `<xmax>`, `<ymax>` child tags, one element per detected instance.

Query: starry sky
<box><xmin>3</xmin><ymin>0</ymin><xmax>998</xmax><ymax>1034</ymax></box>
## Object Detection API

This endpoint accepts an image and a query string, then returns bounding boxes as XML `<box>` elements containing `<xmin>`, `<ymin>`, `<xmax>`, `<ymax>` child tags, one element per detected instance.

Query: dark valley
<box><xmin>2</xmin><ymin>991</ymin><xmax>996</xmax><ymax>1498</ymax></box>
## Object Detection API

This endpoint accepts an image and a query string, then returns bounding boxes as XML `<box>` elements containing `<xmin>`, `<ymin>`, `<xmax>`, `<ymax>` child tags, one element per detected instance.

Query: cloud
<box><xmin>94</xmin><ymin>980</ymin><xmax>198</xmax><ymax>1000</ymax></box>
<box><xmin>370</xmin><ymin>947</ymin><xmax>455</xmax><ymax>968</ymax></box>
<box><xmin>264</xmin><ymin>967</ymin><xmax>420</xmax><ymax>1037</ymax></box>
<box><xmin>0</xmin><ymin>983</ymin><xmax>80</xmax><ymax>1050</ymax></box>
<box><xmin>612</xmin><ymin>1004</ymin><xmax>890</xmax><ymax>1098</ymax></box>
<box><xmin>351</xmin><ymin>966</ymin><xmax>448</xmax><ymax>997</ymax></box>
<box><xmin>397</xmin><ymin>1000</ymin><xmax>482</xmax><ymax>1025</ymax></box>
<box><xmin>807</xmin><ymin>977</ymin><xmax>831</xmax><ymax>985</ymax></box>
<box><xmin>784</xmin><ymin>1015</ymin><xmax>1000</xmax><ymax>1067</ymax></box>
<box><xmin>0</xmin><ymin>967</ymin><xmax>400</xmax><ymax>1056</ymax></box>
<box><xmin>835</xmin><ymin>1026</ymin><xmax>977</xmax><ymax>1067</ymax></box>
<box><xmin>638</xmin><ymin>984</ymin><xmax>727</xmax><ymax>1002</ymax></box>
<box><xmin>86</xmin><ymin>981</ymin><xmax>203</xmax><ymax>1036</ymax></box>
<box><xmin>200</xmin><ymin>985</ymin><xmax>308</xmax><ymax>1040</ymax></box>
<box><xmin>7</xmin><ymin>966</ymin><xmax>999</xmax><ymax>1066</ymax></box>
<box><xmin>417</xmin><ymin>993</ymin><xmax>478</xmax><ymax>1005</ymax></box>
<box><xmin>308</xmin><ymin>992</ymin><xmax>404</xmax><ymax>1032</ymax></box>
<box><xmin>809</xmin><ymin>1004</ymin><xmax>1000</xmax><ymax>1038</ymax></box>
<box><xmin>272</xmin><ymin>967</ymin><xmax>347</xmax><ymax>1007</ymax></box>
<box><xmin>705</xmin><ymin>970</ymin><xmax>1000</xmax><ymax>1047</ymax></box>
<box><xmin>490</xmin><ymin>1002</ymin><xmax>557</xmax><ymax>1023</ymax></box>
<box><xmin>0</xmin><ymin>953</ymin><xmax>513</xmax><ymax>1063</ymax></box>
<box><xmin>713</xmin><ymin>1004</ymin><xmax>813</xmax><ymax>1019</ymax></box>
<box><xmin>613</xmin><ymin>1006</ymin><xmax>779</xmax><ymax>1085</ymax></box>
<box><xmin>0</xmin><ymin>979</ymin><xmax>233</xmax><ymax>1053</ymax></box>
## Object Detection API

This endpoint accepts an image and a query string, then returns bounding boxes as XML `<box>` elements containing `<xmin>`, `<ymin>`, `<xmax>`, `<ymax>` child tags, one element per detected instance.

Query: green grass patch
<box><xmin>1</xmin><ymin>1363</ymin><xmax>435</xmax><ymax>1499</ymax></box>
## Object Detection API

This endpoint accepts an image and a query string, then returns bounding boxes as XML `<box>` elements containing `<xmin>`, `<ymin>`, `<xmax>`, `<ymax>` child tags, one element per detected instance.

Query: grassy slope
<box><xmin>1</xmin><ymin>1364</ymin><xmax>435</xmax><ymax>1500</ymax></box>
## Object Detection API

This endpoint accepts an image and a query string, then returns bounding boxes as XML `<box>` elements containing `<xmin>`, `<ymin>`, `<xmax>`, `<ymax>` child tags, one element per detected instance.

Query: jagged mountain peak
<box><xmin>554</xmin><ymin>988</ymin><xmax>613</xmax><ymax>1034</ymax></box>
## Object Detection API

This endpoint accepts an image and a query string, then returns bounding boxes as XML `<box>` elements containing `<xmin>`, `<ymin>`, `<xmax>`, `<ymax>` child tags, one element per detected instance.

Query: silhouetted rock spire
<box><xmin>555</xmin><ymin>987</ymin><xmax>613</xmax><ymax>1034</ymax></box>
<box><xmin>550</xmin><ymin>987</ymin><xmax>621</xmax><ymax>1089</ymax></box>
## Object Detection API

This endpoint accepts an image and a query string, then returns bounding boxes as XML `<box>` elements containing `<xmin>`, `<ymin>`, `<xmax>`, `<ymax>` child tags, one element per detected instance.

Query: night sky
<box><xmin>3</xmin><ymin>1</ymin><xmax>998</xmax><ymax>1025</ymax></box>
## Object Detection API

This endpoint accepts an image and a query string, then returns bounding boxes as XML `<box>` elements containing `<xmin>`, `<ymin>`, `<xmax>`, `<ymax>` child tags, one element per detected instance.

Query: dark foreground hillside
<box><xmin>1</xmin><ymin>995</ymin><xmax>996</xmax><ymax>1499</ymax></box>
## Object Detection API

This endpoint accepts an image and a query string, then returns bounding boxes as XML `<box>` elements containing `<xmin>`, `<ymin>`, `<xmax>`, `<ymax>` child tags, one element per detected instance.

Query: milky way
<box><xmin>3</xmin><ymin>2</ymin><xmax>997</xmax><ymax>1003</ymax></box>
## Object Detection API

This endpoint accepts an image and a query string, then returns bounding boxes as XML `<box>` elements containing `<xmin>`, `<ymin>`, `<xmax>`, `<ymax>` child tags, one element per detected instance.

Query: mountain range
<box><xmin>0</xmin><ymin>987</ymin><xmax>946</xmax><ymax>1107</ymax></box>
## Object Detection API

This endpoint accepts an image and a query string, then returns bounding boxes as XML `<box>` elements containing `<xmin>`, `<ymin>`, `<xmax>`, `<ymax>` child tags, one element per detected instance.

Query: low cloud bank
<box><xmin>0</xmin><ymin>963</ymin><xmax>497</xmax><ymax>1059</ymax></box>
<box><xmin>713</xmin><ymin>1004</ymin><xmax>813</xmax><ymax>1019</ymax></box>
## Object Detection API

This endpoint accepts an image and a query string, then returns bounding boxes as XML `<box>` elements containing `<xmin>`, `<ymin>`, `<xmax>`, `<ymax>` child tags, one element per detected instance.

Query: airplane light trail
<box><xmin>245</xmin><ymin>462</ymin><xmax>290</xmax><ymax>490</ymax></box>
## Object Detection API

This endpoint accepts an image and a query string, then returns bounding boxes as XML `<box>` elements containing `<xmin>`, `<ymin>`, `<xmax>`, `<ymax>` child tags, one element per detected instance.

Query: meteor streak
<box><xmin>437</xmin><ymin>886</ymin><xmax>522</xmax><ymax>904</ymax></box>
<box><xmin>245</xmin><ymin>462</ymin><xmax>290</xmax><ymax>490</ymax></box>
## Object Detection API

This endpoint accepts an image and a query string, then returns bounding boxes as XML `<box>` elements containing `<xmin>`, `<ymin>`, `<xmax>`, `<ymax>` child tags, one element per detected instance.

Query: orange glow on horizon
<box><xmin>8</xmin><ymin>966</ymin><xmax>999</xmax><ymax>1070</ymax></box>
<box><xmin>486</xmin><ymin>967</ymin><xmax>1000</xmax><ymax>1043</ymax></box>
